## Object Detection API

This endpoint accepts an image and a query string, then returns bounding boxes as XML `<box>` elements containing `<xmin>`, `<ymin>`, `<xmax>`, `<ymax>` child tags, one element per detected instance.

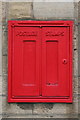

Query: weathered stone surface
<box><xmin>0</xmin><ymin>95</ymin><xmax>2</xmax><ymax>120</ymax></box>
<box><xmin>73</xmin><ymin>49</ymin><xmax>78</xmax><ymax>77</ymax></box>
<box><xmin>1</xmin><ymin>114</ymin><xmax>78</xmax><ymax>119</ymax></box>
<box><xmin>78</xmin><ymin>88</ymin><xmax>80</xmax><ymax>94</ymax></box>
<box><xmin>78</xmin><ymin>77</ymin><xmax>80</xmax><ymax>88</ymax></box>
<box><xmin>0</xmin><ymin>76</ymin><xmax>2</xmax><ymax>95</ymax></box>
<box><xmin>0</xmin><ymin>3</ymin><xmax>2</xmax><ymax>119</ymax></box>
<box><xmin>73</xmin><ymin>77</ymin><xmax>78</xmax><ymax>94</ymax></box>
<box><xmin>2</xmin><ymin>74</ymin><xmax>7</xmax><ymax>95</ymax></box>
<box><xmin>78</xmin><ymin>94</ymin><xmax>80</xmax><ymax>114</ymax></box>
<box><xmin>2</xmin><ymin>30</ymin><xmax>8</xmax><ymax>56</ymax></box>
<box><xmin>7</xmin><ymin>2</ymin><xmax>32</xmax><ymax>19</ymax></box>
<box><xmin>17</xmin><ymin>103</ymin><xmax>34</xmax><ymax>111</ymax></box>
<box><xmin>0</xmin><ymin>2</ymin><xmax>2</xmax><ymax>76</ymax></box>
<box><xmin>78</xmin><ymin>2</ymin><xmax>80</xmax><ymax>78</ymax></box>
<box><xmin>78</xmin><ymin>1</ymin><xmax>80</xmax><ymax>22</ymax></box>
<box><xmin>33</xmin><ymin>2</ymin><xmax>74</xmax><ymax>19</ymax></box>
<box><xmin>33</xmin><ymin>103</ymin><xmax>67</xmax><ymax>114</ymax></box>
<box><xmin>2</xmin><ymin>56</ymin><xmax>8</xmax><ymax>75</ymax></box>
<box><xmin>74</xmin><ymin>2</ymin><xmax>78</xmax><ymax>24</ymax></box>
<box><xmin>67</xmin><ymin>103</ymin><xmax>78</xmax><ymax>116</ymax></box>
<box><xmin>73</xmin><ymin>25</ymin><xmax>78</xmax><ymax>47</ymax></box>
<box><xmin>78</xmin><ymin>24</ymin><xmax>80</xmax><ymax>77</ymax></box>
<box><xmin>2</xmin><ymin>96</ymin><xmax>33</xmax><ymax>115</ymax></box>
<box><xmin>2</xmin><ymin>2</ymin><xmax>7</xmax><ymax>24</ymax></box>
<box><xmin>0</xmin><ymin>1</ymin><xmax>2</xmax><ymax>23</ymax></box>
<box><xmin>0</xmin><ymin>25</ymin><xmax>2</xmax><ymax>76</ymax></box>
<box><xmin>66</xmin><ymin>93</ymin><xmax>78</xmax><ymax>116</ymax></box>
<box><xmin>73</xmin><ymin>25</ymin><xmax>78</xmax><ymax>78</ymax></box>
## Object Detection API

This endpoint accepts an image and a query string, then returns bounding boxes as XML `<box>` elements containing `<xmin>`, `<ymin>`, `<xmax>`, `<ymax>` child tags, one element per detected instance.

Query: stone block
<box><xmin>0</xmin><ymin>2</ymin><xmax>2</xmax><ymax>23</ymax></box>
<box><xmin>0</xmin><ymin>76</ymin><xmax>2</xmax><ymax>95</ymax></box>
<box><xmin>2</xmin><ymin>30</ymin><xmax>8</xmax><ymax>56</ymax></box>
<box><xmin>0</xmin><ymin>95</ymin><xmax>2</xmax><ymax>118</ymax></box>
<box><xmin>73</xmin><ymin>77</ymin><xmax>78</xmax><ymax>94</ymax></box>
<box><xmin>0</xmin><ymin>2</ymin><xmax>2</xmax><ymax>76</ymax></box>
<box><xmin>78</xmin><ymin>77</ymin><xmax>80</xmax><ymax>88</ymax></box>
<box><xmin>66</xmin><ymin>93</ymin><xmax>78</xmax><ymax>115</ymax></box>
<box><xmin>33</xmin><ymin>103</ymin><xmax>67</xmax><ymax>114</ymax></box>
<box><xmin>73</xmin><ymin>25</ymin><xmax>78</xmax><ymax>78</ymax></box>
<box><xmin>78</xmin><ymin>94</ymin><xmax>80</xmax><ymax>114</ymax></box>
<box><xmin>33</xmin><ymin>2</ymin><xmax>74</xmax><ymax>19</ymax></box>
<box><xmin>78</xmin><ymin>1</ymin><xmax>80</xmax><ymax>22</ymax></box>
<box><xmin>2</xmin><ymin>96</ymin><xmax>33</xmax><ymax>116</ymax></box>
<box><xmin>2</xmin><ymin>114</ymin><xmax>78</xmax><ymax>119</ymax></box>
<box><xmin>7</xmin><ymin>2</ymin><xmax>32</xmax><ymax>19</ymax></box>
<box><xmin>73</xmin><ymin>51</ymin><xmax>78</xmax><ymax>77</ymax></box>
<box><xmin>0</xmin><ymin>24</ymin><xmax>2</xmax><ymax>76</ymax></box>
<box><xmin>78</xmin><ymin>24</ymin><xmax>80</xmax><ymax>77</ymax></box>
<box><xmin>78</xmin><ymin>87</ymin><xmax>80</xmax><ymax>94</ymax></box>
<box><xmin>2</xmin><ymin>74</ymin><xmax>7</xmax><ymax>95</ymax></box>
<box><xmin>2</xmin><ymin>2</ymin><xmax>7</xmax><ymax>24</ymax></box>
<box><xmin>2</xmin><ymin>56</ymin><xmax>8</xmax><ymax>75</ymax></box>
<box><xmin>73</xmin><ymin>25</ymin><xmax>78</xmax><ymax>45</ymax></box>
<box><xmin>74</xmin><ymin>2</ymin><xmax>78</xmax><ymax>24</ymax></box>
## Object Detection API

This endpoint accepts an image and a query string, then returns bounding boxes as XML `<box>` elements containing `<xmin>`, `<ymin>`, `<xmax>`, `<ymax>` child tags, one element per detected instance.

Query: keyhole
<box><xmin>63</xmin><ymin>59</ymin><xmax>67</xmax><ymax>64</ymax></box>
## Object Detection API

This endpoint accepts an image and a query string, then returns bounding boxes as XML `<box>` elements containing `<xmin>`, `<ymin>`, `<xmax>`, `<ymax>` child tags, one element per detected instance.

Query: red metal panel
<box><xmin>42</xmin><ymin>27</ymin><xmax>70</xmax><ymax>97</ymax></box>
<box><xmin>10</xmin><ymin>26</ymin><xmax>40</xmax><ymax>97</ymax></box>
<box><xmin>8</xmin><ymin>20</ymin><xmax>73</xmax><ymax>103</ymax></box>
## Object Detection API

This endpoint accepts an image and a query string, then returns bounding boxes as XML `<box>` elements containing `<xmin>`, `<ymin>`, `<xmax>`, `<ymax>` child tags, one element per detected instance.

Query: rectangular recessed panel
<box><xmin>23</xmin><ymin>41</ymin><xmax>36</xmax><ymax>85</ymax></box>
<box><xmin>42</xmin><ymin>27</ymin><xmax>71</xmax><ymax>97</ymax></box>
<box><xmin>11</xmin><ymin>27</ymin><xmax>40</xmax><ymax>97</ymax></box>
<box><xmin>46</xmin><ymin>41</ymin><xmax>58</xmax><ymax>85</ymax></box>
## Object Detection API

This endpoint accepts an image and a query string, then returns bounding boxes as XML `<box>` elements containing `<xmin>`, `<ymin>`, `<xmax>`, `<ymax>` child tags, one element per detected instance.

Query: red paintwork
<box><xmin>8</xmin><ymin>20</ymin><xmax>73</xmax><ymax>103</ymax></box>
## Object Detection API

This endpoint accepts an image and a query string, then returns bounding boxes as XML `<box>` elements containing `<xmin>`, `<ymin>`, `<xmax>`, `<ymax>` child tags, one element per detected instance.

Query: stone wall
<box><xmin>0</xmin><ymin>1</ymin><xmax>2</xmax><ymax>120</ymax></box>
<box><xmin>0</xmin><ymin>1</ymin><xmax>79</xmax><ymax>119</ymax></box>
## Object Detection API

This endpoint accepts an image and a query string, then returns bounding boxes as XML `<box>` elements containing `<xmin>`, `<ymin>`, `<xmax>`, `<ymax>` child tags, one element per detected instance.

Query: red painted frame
<box><xmin>8</xmin><ymin>20</ymin><xmax>73</xmax><ymax>103</ymax></box>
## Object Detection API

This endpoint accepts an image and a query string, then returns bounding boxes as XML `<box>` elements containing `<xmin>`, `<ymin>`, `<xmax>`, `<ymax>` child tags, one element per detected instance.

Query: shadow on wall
<box><xmin>17</xmin><ymin>103</ymin><xmax>54</xmax><ymax>110</ymax></box>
